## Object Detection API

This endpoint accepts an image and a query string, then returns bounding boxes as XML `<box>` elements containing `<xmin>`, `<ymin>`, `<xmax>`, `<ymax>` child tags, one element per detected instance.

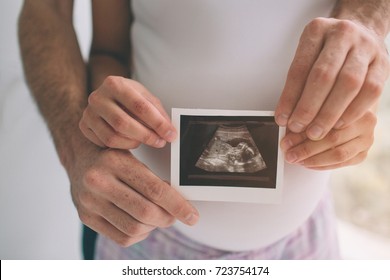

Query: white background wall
<box><xmin>1</xmin><ymin>0</ymin><xmax>389</xmax><ymax>260</ymax></box>
<box><xmin>0</xmin><ymin>0</ymin><xmax>91</xmax><ymax>259</ymax></box>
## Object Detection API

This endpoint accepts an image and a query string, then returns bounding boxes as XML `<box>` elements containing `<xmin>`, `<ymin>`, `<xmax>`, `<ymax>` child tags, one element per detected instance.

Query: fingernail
<box><xmin>334</xmin><ymin>119</ymin><xmax>344</xmax><ymax>129</ymax></box>
<box><xmin>289</xmin><ymin>121</ymin><xmax>305</xmax><ymax>133</ymax></box>
<box><xmin>185</xmin><ymin>212</ymin><xmax>199</xmax><ymax>225</ymax></box>
<box><xmin>286</xmin><ymin>152</ymin><xmax>298</xmax><ymax>163</ymax></box>
<box><xmin>276</xmin><ymin>114</ymin><xmax>289</xmax><ymax>126</ymax></box>
<box><xmin>164</xmin><ymin>130</ymin><xmax>177</xmax><ymax>142</ymax></box>
<box><xmin>155</xmin><ymin>138</ymin><xmax>166</xmax><ymax>148</ymax></box>
<box><xmin>281</xmin><ymin>138</ymin><xmax>293</xmax><ymax>151</ymax></box>
<box><xmin>307</xmin><ymin>125</ymin><xmax>323</xmax><ymax>140</ymax></box>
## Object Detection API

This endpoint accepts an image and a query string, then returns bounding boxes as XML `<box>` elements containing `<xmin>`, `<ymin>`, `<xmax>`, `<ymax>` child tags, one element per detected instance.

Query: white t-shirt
<box><xmin>130</xmin><ymin>0</ymin><xmax>336</xmax><ymax>251</ymax></box>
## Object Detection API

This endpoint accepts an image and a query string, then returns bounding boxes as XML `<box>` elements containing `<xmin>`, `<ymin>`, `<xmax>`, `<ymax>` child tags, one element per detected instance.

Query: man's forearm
<box><xmin>19</xmin><ymin>1</ymin><xmax>90</xmax><ymax>168</ymax></box>
<box><xmin>332</xmin><ymin>0</ymin><xmax>390</xmax><ymax>38</ymax></box>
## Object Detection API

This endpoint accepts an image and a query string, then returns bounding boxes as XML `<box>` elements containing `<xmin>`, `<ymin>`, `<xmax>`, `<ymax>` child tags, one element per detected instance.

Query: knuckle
<box><xmin>133</xmin><ymin>99</ymin><xmax>150</xmax><ymax>116</ymax></box>
<box><xmin>82</xmin><ymin>168</ymin><xmax>101</xmax><ymax>187</ymax></box>
<box><xmin>82</xmin><ymin>167</ymin><xmax>112</xmax><ymax>194</ymax></box>
<box><xmin>138</xmin><ymin>204</ymin><xmax>157</xmax><ymax>223</ymax></box>
<box><xmin>125</xmin><ymin>222</ymin><xmax>145</xmax><ymax>236</ymax></box>
<box><xmin>170</xmin><ymin>202</ymin><xmax>187</xmax><ymax>218</ymax></box>
<box><xmin>88</xmin><ymin>91</ymin><xmax>100</xmax><ymax>106</ymax></box>
<box><xmin>365</xmin><ymin>80</ymin><xmax>383</xmax><ymax>98</ymax></box>
<box><xmin>111</xmin><ymin>114</ymin><xmax>129</xmax><ymax>133</ymax></box>
<box><xmin>142</xmin><ymin>130</ymin><xmax>156</xmax><ymax>145</ymax></box>
<box><xmin>367</xmin><ymin>111</ymin><xmax>377</xmax><ymax>126</ymax></box>
<box><xmin>153</xmin><ymin>118</ymin><xmax>166</xmax><ymax>132</ymax></box>
<box><xmin>359</xmin><ymin>35</ymin><xmax>373</xmax><ymax>48</ymax></box>
<box><xmin>336</xmin><ymin>19</ymin><xmax>355</xmax><ymax>33</ymax></box>
<box><xmin>127</xmin><ymin>140</ymin><xmax>141</xmax><ymax>149</ymax></box>
<box><xmin>104</xmin><ymin>75</ymin><xmax>123</xmax><ymax>92</ymax></box>
<box><xmin>340</xmin><ymin>71</ymin><xmax>361</xmax><ymax>90</ymax></box>
<box><xmin>145</xmin><ymin>181</ymin><xmax>165</xmax><ymax>202</ymax></box>
<box><xmin>334</xmin><ymin>147</ymin><xmax>351</xmax><ymax>162</ymax></box>
<box><xmin>311</xmin><ymin>65</ymin><xmax>333</xmax><ymax>84</ymax></box>
<box><xmin>299</xmin><ymin>144</ymin><xmax>312</xmax><ymax>158</ymax></box>
<box><xmin>103</xmin><ymin>132</ymin><xmax>120</xmax><ymax>147</ymax></box>
<box><xmin>305</xmin><ymin>17</ymin><xmax>327</xmax><ymax>34</ymax></box>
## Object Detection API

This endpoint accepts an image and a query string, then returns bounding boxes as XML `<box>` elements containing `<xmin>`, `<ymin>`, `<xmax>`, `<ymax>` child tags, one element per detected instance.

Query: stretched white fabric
<box><xmin>130</xmin><ymin>0</ymin><xmax>335</xmax><ymax>251</ymax></box>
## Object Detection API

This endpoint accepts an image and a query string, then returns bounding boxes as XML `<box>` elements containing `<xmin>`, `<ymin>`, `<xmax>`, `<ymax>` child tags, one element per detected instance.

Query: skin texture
<box><xmin>275</xmin><ymin>1</ymin><xmax>390</xmax><ymax>169</ymax></box>
<box><xmin>19</xmin><ymin>0</ymin><xmax>198</xmax><ymax>248</ymax></box>
<box><xmin>274</xmin><ymin>1</ymin><xmax>390</xmax><ymax>169</ymax></box>
<box><xmin>275</xmin><ymin>18</ymin><xmax>389</xmax><ymax>140</ymax></box>
<box><xmin>19</xmin><ymin>0</ymin><xmax>390</xmax><ymax>246</ymax></box>
<box><xmin>281</xmin><ymin>111</ymin><xmax>376</xmax><ymax>170</ymax></box>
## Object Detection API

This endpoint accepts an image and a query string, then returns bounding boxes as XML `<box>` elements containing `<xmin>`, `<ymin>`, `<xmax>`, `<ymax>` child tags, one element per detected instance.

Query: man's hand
<box><xmin>79</xmin><ymin>76</ymin><xmax>177</xmax><ymax>150</ymax></box>
<box><xmin>67</xmin><ymin>145</ymin><xmax>199</xmax><ymax>247</ymax></box>
<box><xmin>275</xmin><ymin>17</ymin><xmax>389</xmax><ymax>141</ymax></box>
<box><xmin>280</xmin><ymin>111</ymin><xmax>376</xmax><ymax>170</ymax></box>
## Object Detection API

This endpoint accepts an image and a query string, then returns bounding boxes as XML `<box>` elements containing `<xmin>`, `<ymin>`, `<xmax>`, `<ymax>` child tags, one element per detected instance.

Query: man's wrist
<box><xmin>331</xmin><ymin>0</ymin><xmax>390</xmax><ymax>39</ymax></box>
<box><xmin>52</xmin><ymin>124</ymin><xmax>99</xmax><ymax>172</ymax></box>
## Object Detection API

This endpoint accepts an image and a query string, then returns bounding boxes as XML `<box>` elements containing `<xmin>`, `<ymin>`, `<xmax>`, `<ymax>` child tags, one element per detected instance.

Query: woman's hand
<box><xmin>280</xmin><ymin>111</ymin><xmax>377</xmax><ymax>170</ymax></box>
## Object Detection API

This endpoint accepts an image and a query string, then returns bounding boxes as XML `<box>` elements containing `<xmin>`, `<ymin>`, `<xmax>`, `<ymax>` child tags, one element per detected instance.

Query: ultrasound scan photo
<box><xmin>195</xmin><ymin>125</ymin><xmax>267</xmax><ymax>173</ymax></box>
<box><xmin>171</xmin><ymin>109</ymin><xmax>284</xmax><ymax>202</ymax></box>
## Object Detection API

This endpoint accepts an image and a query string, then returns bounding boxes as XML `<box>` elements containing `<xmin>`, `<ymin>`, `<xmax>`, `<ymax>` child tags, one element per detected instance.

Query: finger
<box><xmin>275</xmin><ymin>18</ymin><xmax>327</xmax><ymax>126</ymax></box>
<box><xmin>89</xmin><ymin>95</ymin><xmax>166</xmax><ymax>148</ymax></box>
<box><xmin>299</xmin><ymin>137</ymin><xmax>367</xmax><ymax>168</ymax></box>
<box><xmin>280</xmin><ymin>131</ymin><xmax>307</xmax><ymax>152</ymax></box>
<box><xmin>78</xmin><ymin>210</ymin><xmax>149</xmax><ymax>247</ymax></box>
<box><xmin>96</xmin><ymin>200</ymin><xmax>156</xmax><ymax>237</ymax></box>
<box><xmin>82</xmin><ymin>106</ymin><xmax>142</xmax><ymax>149</ymax></box>
<box><xmin>99</xmin><ymin>176</ymin><xmax>176</xmax><ymax>228</ymax></box>
<box><xmin>336</xmin><ymin>58</ymin><xmax>389</xmax><ymax>128</ymax></box>
<box><xmin>132</xmin><ymin>80</ymin><xmax>171</xmax><ymax>121</ymax></box>
<box><xmin>110</xmin><ymin>78</ymin><xmax>177</xmax><ymax>142</ymax></box>
<box><xmin>119</xmin><ymin>157</ymin><xmax>199</xmax><ymax>226</ymax></box>
<box><xmin>305</xmin><ymin>48</ymin><xmax>370</xmax><ymax>140</ymax></box>
<box><xmin>79</xmin><ymin>117</ymin><xmax>106</xmax><ymax>147</ymax></box>
<box><xmin>92</xmin><ymin>116</ymin><xmax>142</xmax><ymax>149</ymax></box>
<box><xmin>286</xmin><ymin>29</ymin><xmax>351</xmax><ymax>133</ymax></box>
<box><xmin>82</xmin><ymin>164</ymin><xmax>174</xmax><ymax>228</ymax></box>
<box><xmin>306</xmin><ymin>151</ymin><xmax>367</xmax><ymax>170</ymax></box>
<box><xmin>285</xmin><ymin>125</ymin><xmax>361</xmax><ymax>164</ymax></box>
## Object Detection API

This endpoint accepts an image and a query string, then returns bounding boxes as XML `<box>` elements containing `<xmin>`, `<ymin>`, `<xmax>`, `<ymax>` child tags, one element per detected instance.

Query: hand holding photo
<box><xmin>171</xmin><ymin>108</ymin><xmax>285</xmax><ymax>203</ymax></box>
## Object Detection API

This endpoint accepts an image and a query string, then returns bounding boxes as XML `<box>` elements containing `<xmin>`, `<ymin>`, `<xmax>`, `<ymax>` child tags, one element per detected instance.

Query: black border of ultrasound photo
<box><xmin>171</xmin><ymin>108</ymin><xmax>285</xmax><ymax>204</ymax></box>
